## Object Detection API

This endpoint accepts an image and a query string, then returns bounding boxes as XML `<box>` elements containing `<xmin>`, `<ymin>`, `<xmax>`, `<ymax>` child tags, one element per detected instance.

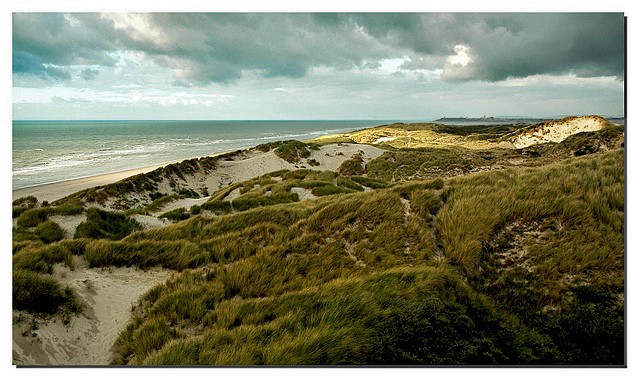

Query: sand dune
<box><xmin>507</xmin><ymin>116</ymin><xmax>611</xmax><ymax>148</ymax></box>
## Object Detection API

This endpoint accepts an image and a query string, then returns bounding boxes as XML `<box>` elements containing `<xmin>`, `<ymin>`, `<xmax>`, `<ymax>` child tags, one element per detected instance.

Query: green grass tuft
<box><xmin>75</xmin><ymin>208</ymin><xmax>142</xmax><ymax>240</ymax></box>
<box><xmin>34</xmin><ymin>221</ymin><xmax>66</xmax><ymax>244</ymax></box>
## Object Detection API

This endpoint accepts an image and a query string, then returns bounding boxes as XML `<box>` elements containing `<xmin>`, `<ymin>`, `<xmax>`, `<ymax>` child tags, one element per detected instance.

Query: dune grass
<box><xmin>34</xmin><ymin>221</ymin><xmax>66</xmax><ymax>244</ymax></box>
<box><xmin>255</xmin><ymin>140</ymin><xmax>320</xmax><ymax>163</ymax></box>
<box><xmin>159</xmin><ymin>207</ymin><xmax>191</xmax><ymax>222</ymax></box>
<box><xmin>113</xmin><ymin>266</ymin><xmax>560</xmax><ymax>365</ymax></box>
<box><xmin>74</xmin><ymin>208</ymin><xmax>142</xmax><ymax>240</ymax></box>
<box><xmin>15</xmin><ymin>201</ymin><xmax>85</xmax><ymax>228</ymax></box>
<box><xmin>365</xmin><ymin>126</ymin><xmax>624</xmax><ymax>184</ymax></box>
<box><xmin>11</xmin><ymin>140</ymin><xmax>624</xmax><ymax>365</ymax></box>
<box><xmin>13</xmin><ymin>269</ymin><xmax>83</xmax><ymax>317</ymax></box>
<box><xmin>106</xmin><ymin>150</ymin><xmax>623</xmax><ymax>365</ymax></box>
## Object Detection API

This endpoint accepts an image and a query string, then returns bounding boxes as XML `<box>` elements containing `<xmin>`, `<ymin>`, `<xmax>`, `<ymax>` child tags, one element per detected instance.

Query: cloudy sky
<box><xmin>12</xmin><ymin>12</ymin><xmax>625</xmax><ymax>120</ymax></box>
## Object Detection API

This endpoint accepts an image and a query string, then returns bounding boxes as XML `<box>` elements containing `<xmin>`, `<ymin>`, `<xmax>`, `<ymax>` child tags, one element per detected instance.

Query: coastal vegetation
<box><xmin>11</xmin><ymin>120</ymin><xmax>625</xmax><ymax>365</ymax></box>
<box><xmin>256</xmin><ymin>140</ymin><xmax>320</xmax><ymax>163</ymax></box>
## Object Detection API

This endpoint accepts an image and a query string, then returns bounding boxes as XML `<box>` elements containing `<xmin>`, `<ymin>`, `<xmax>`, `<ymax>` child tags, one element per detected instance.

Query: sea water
<box><xmin>12</xmin><ymin>120</ymin><xmax>395</xmax><ymax>190</ymax></box>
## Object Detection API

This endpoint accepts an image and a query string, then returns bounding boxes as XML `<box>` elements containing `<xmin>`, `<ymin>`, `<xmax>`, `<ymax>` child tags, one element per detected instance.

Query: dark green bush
<box><xmin>256</xmin><ymin>140</ymin><xmax>312</xmax><ymax>163</ymax></box>
<box><xmin>149</xmin><ymin>192</ymin><xmax>166</xmax><ymax>201</ymax></box>
<box><xmin>178</xmin><ymin>188</ymin><xmax>200</xmax><ymax>198</ymax></box>
<box><xmin>13</xmin><ymin>196</ymin><xmax>38</xmax><ymax>218</ymax></box>
<box><xmin>351</xmin><ymin>176</ymin><xmax>388</xmax><ymax>189</ymax></box>
<box><xmin>74</xmin><ymin>208</ymin><xmax>142</xmax><ymax>240</ymax></box>
<box><xmin>551</xmin><ymin>285</ymin><xmax>624</xmax><ymax>365</ymax></box>
<box><xmin>337</xmin><ymin>176</ymin><xmax>364</xmax><ymax>191</ymax></box>
<box><xmin>160</xmin><ymin>208</ymin><xmax>191</xmax><ymax>222</ymax></box>
<box><xmin>13</xmin><ymin>270</ymin><xmax>81</xmax><ymax>315</ymax></box>
<box><xmin>35</xmin><ymin>221</ymin><xmax>66</xmax><ymax>244</ymax></box>
<box><xmin>201</xmin><ymin>200</ymin><xmax>233</xmax><ymax>214</ymax></box>
<box><xmin>232</xmin><ymin>193</ymin><xmax>299</xmax><ymax>212</ymax></box>
<box><xmin>17</xmin><ymin>208</ymin><xmax>49</xmax><ymax>228</ymax></box>
<box><xmin>49</xmin><ymin>203</ymin><xmax>84</xmax><ymax>216</ymax></box>
<box><xmin>13</xmin><ymin>195</ymin><xmax>38</xmax><ymax>207</ymax></box>
<box><xmin>338</xmin><ymin>157</ymin><xmax>365</xmax><ymax>176</ymax></box>
<box><xmin>311</xmin><ymin>185</ymin><xmax>352</xmax><ymax>197</ymax></box>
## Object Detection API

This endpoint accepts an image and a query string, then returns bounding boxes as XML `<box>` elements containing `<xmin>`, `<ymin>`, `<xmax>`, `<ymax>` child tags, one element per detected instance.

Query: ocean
<box><xmin>12</xmin><ymin>120</ymin><xmax>396</xmax><ymax>190</ymax></box>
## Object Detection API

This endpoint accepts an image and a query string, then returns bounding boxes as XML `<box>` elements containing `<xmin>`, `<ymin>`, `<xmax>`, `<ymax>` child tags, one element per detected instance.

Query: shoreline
<box><xmin>12</xmin><ymin>149</ymin><xmax>242</xmax><ymax>203</ymax></box>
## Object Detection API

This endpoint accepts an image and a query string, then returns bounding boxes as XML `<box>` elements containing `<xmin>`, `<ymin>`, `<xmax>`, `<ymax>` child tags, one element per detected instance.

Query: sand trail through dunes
<box><xmin>13</xmin><ymin>258</ymin><xmax>173</xmax><ymax>365</ymax></box>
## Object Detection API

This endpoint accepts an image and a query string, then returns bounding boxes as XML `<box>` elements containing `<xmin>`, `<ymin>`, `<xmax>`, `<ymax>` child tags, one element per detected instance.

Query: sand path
<box><xmin>13</xmin><ymin>258</ymin><xmax>173</xmax><ymax>365</ymax></box>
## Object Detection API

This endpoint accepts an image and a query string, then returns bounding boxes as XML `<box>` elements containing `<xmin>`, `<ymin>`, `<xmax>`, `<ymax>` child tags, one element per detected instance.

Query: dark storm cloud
<box><xmin>12</xmin><ymin>13</ymin><xmax>624</xmax><ymax>85</ymax></box>
<box><xmin>13</xmin><ymin>13</ymin><xmax>117</xmax><ymax>67</ymax></box>
<box><xmin>460</xmin><ymin>13</ymin><xmax>625</xmax><ymax>81</ymax></box>
<box><xmin>348</xmin><ymin>13</ymin><xmax>624</xmax><ymax>81</ymax></box>
<box><xmin>13</xmin><ymin>51</ymin><xmax>71</xmax><ymax>80</ymax></box>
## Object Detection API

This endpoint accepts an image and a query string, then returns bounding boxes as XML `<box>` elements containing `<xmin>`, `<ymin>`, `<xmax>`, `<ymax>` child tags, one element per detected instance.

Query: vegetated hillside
<box><xmin>13</xmin><ymin>148</ymin><xmax>624</xmax><ymax>365</ymax></box>
<box><xmin>313</xmin><ymin>122</ymin><xmax>523</xmax><ymax>149</ymax></box>
<box><xmin>365</xmin><ymin>124</ymin><xmax>624</xmax><ymax>182</ymax></box>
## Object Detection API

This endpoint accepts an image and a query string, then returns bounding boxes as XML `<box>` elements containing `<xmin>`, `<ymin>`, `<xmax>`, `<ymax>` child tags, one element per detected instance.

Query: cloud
<box><xmin>80</xmin><ymin>68</ymin><xmax>100</xmax><ymax>81</ymax></box>
<box><xmin>12</xmin><ymin>13</ymin><xmax>624</xmax><ymax>86</ymax></box>
<box><xmin>347</xmin><ymin>13</ymin><xmax>624</xmax><ymax>82</ymax></box>
<box><xmin>13</xmin><ymin>51</ymin><xmax>71</xmax><ymax>80</ymax></box>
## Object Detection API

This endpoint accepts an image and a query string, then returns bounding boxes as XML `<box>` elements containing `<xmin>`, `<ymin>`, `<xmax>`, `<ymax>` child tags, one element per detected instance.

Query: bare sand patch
<box><xmin>153</xmin><ymin>197</ymin><xmax>210</xmax><ymax>216</ymax></box>
<box><xmin>291</xmin><ymin>187</ymin><xmax>317</xmax><ymax>201</ymax></box>
<box><xmin>309</xmin><ymin>143</ymin><xmax>385</xmax><ymax>170</ymax></box>
<box><xmin>223</xmin><ymin>187</ymin><xmax>242</xmax><ymax>202</ymax></box>
<box><xmin>13</xmin><ymin>258</ymin><xmax>173</xmax><ymax>365</ymax></box>
<box><xmin>48</xmin><ymin>214</ymin><xmax>87</xmax><ymax>240</ymax></box>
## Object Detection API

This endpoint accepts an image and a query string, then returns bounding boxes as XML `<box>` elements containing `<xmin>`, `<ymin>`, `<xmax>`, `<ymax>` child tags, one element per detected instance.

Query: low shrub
<box><xmin>232</xmin><ymin>193</ymin><xmax>299</xmax><ymax>212</ymax></box>
<box><xmin>16</xmin><ymin>208</ymin><xmax>49</xmax><ymax>228</ymax></box>
<box><xmin>13</xmin><ymin>196</ymin><xmax>38</xmax><ymax>218</ymax></box>
<box><xmin>160</xmin><ymin>208</ymin><xmax>191</xmax><ymax>223</ymax></box>
<box><xmin>337</xmin><ymin>176</ymin><xmax>364</xmax><ymax>191</ymax></box>
<box><xmin>338</xmin><ymin>156</ymin><xmax>365</xmax><ymax>176</ymax></box>
<box><xmin>311</xmin><ymin>185</ymin><xmax>352</xmax><ymax>197</ymax></box>
<box><xmin>201</xmin><ymin>200</ymin><xmax>233</xmax><ymax>215</ymax></box>
<box><xmin>351</xmin><ymin>176</ymin><xmax>388</xmax><ymax>189</ymax></box>
<box><xmin>74</xmin><ymin>208</ymin><xmax>142</xmax><ymax>240</ymax></box>
<box><xmin>13</xmin><ymin>195</ymin><xmax>38</xmax><ymax>207</ymax></box>
<box><xmin>35</xmin><ymin>221</ymin><xmax>66</xmax><ymax>243</ymax></box>
<box><xmin>13</xmin><ymin>269</ymin><xmax>82</xmax><ymax>315</ymax></box>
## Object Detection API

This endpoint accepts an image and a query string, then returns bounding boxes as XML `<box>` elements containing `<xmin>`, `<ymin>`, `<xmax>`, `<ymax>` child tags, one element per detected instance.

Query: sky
<box><xmin>12</xmin><ymin>12</ymin><xmax>625</xmax><ymax>120</ymax></box>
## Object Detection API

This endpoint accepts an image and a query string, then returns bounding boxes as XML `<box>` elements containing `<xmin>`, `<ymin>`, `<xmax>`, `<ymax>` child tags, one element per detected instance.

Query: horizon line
<box><xmin>11</xmin><ymin>115</ymin><xmax>625</xmax><ymax>122</ymax></box>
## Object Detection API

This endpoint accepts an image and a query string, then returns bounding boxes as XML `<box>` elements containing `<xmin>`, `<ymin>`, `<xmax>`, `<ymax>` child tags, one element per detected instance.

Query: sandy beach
<box><xmin>12</xmin><ymin>164</ymin><xmax>167</xmax><ymax>203</ymax></box>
